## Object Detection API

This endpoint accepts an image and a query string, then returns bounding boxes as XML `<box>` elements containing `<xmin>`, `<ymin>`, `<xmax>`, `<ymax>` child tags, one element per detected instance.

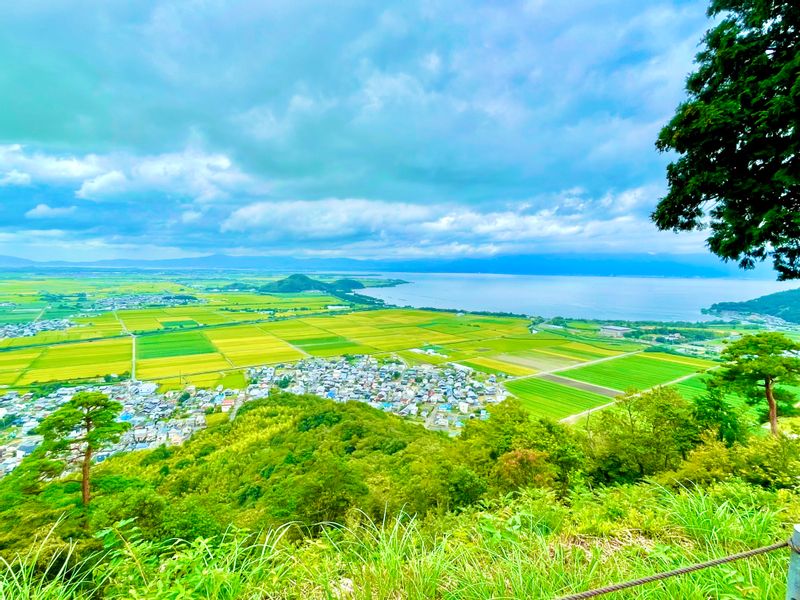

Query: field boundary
<box><xmin>506</xmin><ymin>349</ymin><xmax>643</xmax><ymax>381</ymax></box>
<box><xmin>537</xmin><ymin>373</ymin><xmax>621</xmax><ymax>397</ymax></box>
<box><xmin>559</xmin><ymin>368</ymin><xmax>720</xmax><ymax>423</ymax></box>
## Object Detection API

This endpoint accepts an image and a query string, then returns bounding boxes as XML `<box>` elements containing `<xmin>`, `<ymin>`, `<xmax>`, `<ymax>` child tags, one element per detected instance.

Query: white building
<box><xmin>600</xmin><ymin>325</ymin><xmax>633</xmax><ymax>338</ymax></box>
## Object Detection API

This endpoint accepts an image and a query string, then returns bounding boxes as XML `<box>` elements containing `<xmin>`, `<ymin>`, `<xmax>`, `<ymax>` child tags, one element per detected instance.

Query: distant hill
<box><xmin>707</xmin><ymin>287</ymin><xmax>800</xmax><ymax>323</ymax></box>
<box><xmin>0</xmin><ymin>255</ymin><xmax>34</xmax><ymax>268</ymax></box>
<box><xmin>258</xmin><ymin>274</ymin><xmax>365</xmax><ymax>294</ymax></box>
<box><xmin>332</xmin><ymin>278</ymin><xmax>366</xmax><ymax>291</ymax></box>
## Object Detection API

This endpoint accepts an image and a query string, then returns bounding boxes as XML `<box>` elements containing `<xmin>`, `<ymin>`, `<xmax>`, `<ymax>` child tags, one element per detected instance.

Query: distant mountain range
<box><xmin>0</xmin><ymin>252</ymin><xmax>777</xmax><ymax>279</ymax></box>
<box><xmin>0</xmin><ymin>255</ymin><xmax>35</xmax><ymax>268</ymax></box>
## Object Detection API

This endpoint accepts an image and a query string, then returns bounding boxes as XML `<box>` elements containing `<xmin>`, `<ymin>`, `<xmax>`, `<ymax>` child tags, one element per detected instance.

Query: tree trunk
<box><xmin>82</xmin><ymin>415</ymin><xmax>93</xmax><ymax>508</ymax></box>
<box><xmin>82</xmin><ymin>443</ymin><xmax>92</xmax><ymax>507</ymax></box>
<box><xmin>765</xmin><ymin>378</ymin><xmax>779</xmax><ymax>436</ymax></box>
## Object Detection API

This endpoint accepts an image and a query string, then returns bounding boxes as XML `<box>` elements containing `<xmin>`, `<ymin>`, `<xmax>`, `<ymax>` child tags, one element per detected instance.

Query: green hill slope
<box><xmin>708</xmin><ymin>287</ymin><xmax>800</xmax><ymax>323</ymax></box>
<box><xmin>258</xmin><ymin>274</ymin><xmax>365</xmax><ymax>294</ymax></box>
<box><xmin>1</xmin><ymin>389</ymin><xmax>798</xmax><ymax>598</ymax></box>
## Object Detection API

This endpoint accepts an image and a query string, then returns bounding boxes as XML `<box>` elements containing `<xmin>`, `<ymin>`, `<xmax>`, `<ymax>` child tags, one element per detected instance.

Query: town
<box><xmin>250</xmin><ymin>355</ymin><xmax>507</xmax><ymax>430</ymax></box>
<box><xmin>0</xmin><ymin>355</ymin><xmax>506</xmax><ymax>475</ymax></box>
<box><xmin>91</xmin><ymin>293</ymin><xmax>203</xmax><ymax>312</ymax></box>
<box><xmin>0</xmin><ymin>317</ymin><xmax>75</xmax><ymax>340</ymax></box>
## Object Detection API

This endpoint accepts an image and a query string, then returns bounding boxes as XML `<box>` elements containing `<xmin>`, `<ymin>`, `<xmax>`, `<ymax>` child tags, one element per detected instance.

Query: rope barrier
<box><xmin>556</xmin><ymin>539</ymin><xmax>793</xmax><ymax>600</ymax></box>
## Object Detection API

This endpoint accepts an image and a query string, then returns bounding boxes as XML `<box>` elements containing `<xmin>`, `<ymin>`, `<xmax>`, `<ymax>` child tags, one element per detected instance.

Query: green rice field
<box><xmin>559</xmin><ymin>353</ymin><xmax>711</xmax><ymax>391</ymax></box>
<box><xmin>137</xmin><ymin>331</ymin><xmax>217</xmax><ymax>359</ymax></box>
<box><xmin>670</xmin><ymin>374</ymin><xmax>713</xmax><ymax>400</ymax></box>
<box><xmin>505</xmin><ymin>377</ymin><xmax>611</xmax><ymax>419</ymax></box>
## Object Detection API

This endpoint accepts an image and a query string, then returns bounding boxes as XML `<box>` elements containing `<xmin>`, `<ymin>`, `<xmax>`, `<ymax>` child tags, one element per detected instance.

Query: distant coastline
<box><xmin>359</xmin><ymin>272</ymin><xmax>795</xmax><ymax>322</ymax></box>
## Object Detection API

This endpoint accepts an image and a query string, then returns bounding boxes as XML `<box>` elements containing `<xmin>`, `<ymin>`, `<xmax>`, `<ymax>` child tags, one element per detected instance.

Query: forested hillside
<box><xmin>258</xmin><ymin>274</ymin><xmax>365</xmax><ymax>294</ymax></box>
<box><xmin>708</xmin><ymin>288</ymin><xmax>800</xmax><ymax>323</ymax></box>
<box><xmin>1</xmin><ymin>385</ymin><xmax>799</xmax><ymax>597</ymax></box>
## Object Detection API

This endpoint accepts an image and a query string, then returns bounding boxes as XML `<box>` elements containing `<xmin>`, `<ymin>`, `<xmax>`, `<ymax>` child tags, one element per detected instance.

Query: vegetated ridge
<box><xmin>2</xmin><ymin>383</ymin><xmax>799</xmax><ymax>598</ymax></box>
<box><xmin>258</xmin><ymin>274</ymin><xmax>366</xmax><ymax>294</ymax></box>
<box><xmin>706</xmin><ymin>287</ymin><xmax>800</xmax><ymax>323</ymax></box>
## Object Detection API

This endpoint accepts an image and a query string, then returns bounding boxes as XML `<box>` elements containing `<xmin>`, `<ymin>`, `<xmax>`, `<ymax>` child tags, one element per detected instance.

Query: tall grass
<box><xmin>0</xmin><ymin>482</ymin><xmax>794</xmax><ymax>599</ymax></box>
<box><xmin>0</xmin><ymin>525</ymin><xmax>103</xmax><ymax>600</ymax></box>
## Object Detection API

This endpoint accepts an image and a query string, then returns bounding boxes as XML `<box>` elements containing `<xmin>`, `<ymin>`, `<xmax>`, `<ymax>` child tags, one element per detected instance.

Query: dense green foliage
<box><xmin>653</xmin><ymin>0</ymin><xmax>800</xmax><ymax>279</ymax></box>
<box><xmin>33</xmin><ymin>392</ymin><xmax>129</xmax><ymax>508</ymax></box>
<box><xmin>2</xmin><ymin>392</ymin><xmax>503</xmax><ymax>554</ymax></box>
<box><xmin>258</xmin><ymin>274</ymin><xmax>364</xmax><ymax>294</ymax></box>
<box><xmin>714</xmin><ymin>331</ymin><xmax>800</xmax><ymax>435</ymax></box>
<box><xmin>709</xmin><ymin>287</ymin><xmax>800</xmax><ymax>323</ymax></box>
<box><xmin>4</xmin><ymin>330</ymin><xmax>800</xmax><ymax>596</ymax></box>
<box><xmin>3</xmin><ymin>482</ymin><xmax>797</xmax><ymax>599</ymax></box>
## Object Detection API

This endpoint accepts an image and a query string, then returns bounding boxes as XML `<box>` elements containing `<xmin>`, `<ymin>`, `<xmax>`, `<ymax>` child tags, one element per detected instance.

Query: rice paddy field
<box><xmin>504</xmin><ymin>377</ymin><xmax>611</xmax><ymax>419</ymax></box>
<box><xmin>13</xmin><ymin>338</ymin><xmax>133</xmax><ymax>386</ymax></box>
<box><xmin>0</xmin><ymin>272</ymin><xmax>732</xmax><ymax>419</ymax></box>
<box><xmin>670</xmin><ymin>374</ymin><xmax>713</xmax><ymax>400</ymax></box>
<box><xmin>503</xmin><ymin>351</ymin><xmax>718</xmax><ymax>420</ymax></box>
<box><xmin>558</xmin><ymin>353</ymin><xmax>716</xmax><ymax>392</ymax></box>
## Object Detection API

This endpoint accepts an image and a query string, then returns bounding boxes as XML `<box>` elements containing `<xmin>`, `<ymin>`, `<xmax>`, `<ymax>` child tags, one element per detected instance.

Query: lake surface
<box><xmin>360</xmin><ymin>273</ymin><xmax>796</xmax><ymax>321</ymax></box>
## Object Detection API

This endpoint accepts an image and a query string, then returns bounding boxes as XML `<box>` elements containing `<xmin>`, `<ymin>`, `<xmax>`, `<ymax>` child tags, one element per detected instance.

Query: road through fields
<box><xmin>504</xmin><ymin>349</ymin><xmax>644</xmax><ymax>381</ymax></box>
<box><xmin>537</xmin><ymin>373</ymin><xmax>621</xmax><ymax>397</ymax></box>
<box><xmin>559</xmin><ymin>368</ymin><xmax>719</xmax><ymax>424</ymax></box>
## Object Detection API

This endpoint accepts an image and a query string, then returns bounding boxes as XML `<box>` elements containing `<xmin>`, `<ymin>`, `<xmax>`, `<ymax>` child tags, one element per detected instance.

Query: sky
<box><xmin>0</xmin><ymin>0</ymin><xmax>715</xmax><ymax>262</ymax></box>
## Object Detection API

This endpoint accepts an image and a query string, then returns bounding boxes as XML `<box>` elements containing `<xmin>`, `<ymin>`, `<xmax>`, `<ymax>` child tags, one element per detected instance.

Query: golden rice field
<box><xmin>13</xmin><ymin>338</ymin><xmax>133</xmax><ymax>386</ymax></box>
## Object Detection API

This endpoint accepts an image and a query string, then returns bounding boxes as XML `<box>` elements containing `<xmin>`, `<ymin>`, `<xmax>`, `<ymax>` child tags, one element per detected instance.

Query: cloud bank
<box><xmin>0</xmin><ymin>0</ymin><xmax>711</xmax><ymax>262</ymax></box>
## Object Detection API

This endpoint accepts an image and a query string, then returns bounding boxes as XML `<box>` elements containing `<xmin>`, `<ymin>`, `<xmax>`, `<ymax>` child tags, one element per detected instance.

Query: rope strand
<box><xmin>556</xmin><ymin>540</ymin><xmax>790</xmax><ymax>600</ymax></box>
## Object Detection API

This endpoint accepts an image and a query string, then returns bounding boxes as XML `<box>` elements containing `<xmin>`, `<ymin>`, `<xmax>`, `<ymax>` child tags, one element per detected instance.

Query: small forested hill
<box><xmin>258</xmin><ymin>274</ymin><xmax>365</xmax><ymax>294</ymax></box>
<box><xmin>258</xmin><ymin>274</ymin><xmax>328</xmax><ymax>293</ymax></box>
<box><xmin>708</xmin><ymin>287</ymin><xmax>800</xmax><ymax>323</ymax></box>
<box><xmin>330</xmin><ymin>277</ymin><xmax>366</xmax><ymax>291</ymax></box>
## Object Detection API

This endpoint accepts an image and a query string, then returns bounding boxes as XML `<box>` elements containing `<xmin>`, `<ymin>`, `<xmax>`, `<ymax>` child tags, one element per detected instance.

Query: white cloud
<box><xmin>0</xmin><ymin>145</ymin><xmax>258</xmax><ymax>202</ymax></box>
<box><xmin>25</xmin><ymin>203</ymin><xmax>77</xmax><ymax>219</ymax></box>
<box><xmin>0</xmin><ymin>229</ymin><xmax>200</xmax><ymax>262</ymax></box>
<box><xmin>600</xmin><ymin>186</ymin><xmax>658</xmax><ymax>214</ymax></box>
<box><xmin>234</xmin><ymin>94</ymin><xmax>333</xmax><ymax>141</ymax></box>
<box><xmin>235</xmin><ymin>106</ymin><xmax>285</xmax><ymax>140</ymax></box>
<box><xmin>180</xmin><ymin>209</ymin><xmax>203</xmax><ymax>223</ymax></box>
<box><xmin>0</xmin><ymin>0</ymin><xmax>714</xmax><ymax>262</ymax></box>
<box><xmin>220</xmin><ymin>188</ymin><xmax>705</xmax><ymax>258</ymax></box>
<box><xmin>420</xmin><ymin>208</ymin><xmax>582</xmax><ymax>241</ymax></box>
<box><xmin>76</xmin><ymin>170</ymin><xmax>128</xmax><ymax>199</ymax></box>
<box><xmin>0</xmin><ymin>169</ymin><xmax>31</xmax><ymax>186</ymax></box>
<box><xmin>359</xmin><ymin>72</ymin><xmax>431</xmax><ymax>112</ymax></box>
<box><xmin>421</xmin><ymin>52</ymin><xmax>442</xmax><ymax>74</ymax></box>
<box><xmin>222</xmin><ymin>198</ymin><xmax>433</xmax><ymax>238</ymax></box>
<box><xmin>0</xmin><ymin>145</ymin><xmax>103</xmax><ymax>181</ymax></box>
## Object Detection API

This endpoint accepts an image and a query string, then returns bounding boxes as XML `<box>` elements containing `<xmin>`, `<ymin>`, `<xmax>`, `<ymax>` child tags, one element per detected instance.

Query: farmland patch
<box><xmin>560</xmin><ymin>354</ymin><xmax>704</xmax><ymax>391</ymax></box>
<box><xmin>505</xmin><ymin>377</ymin><xmax>611</xmax><ymax>420</ymax></box>
<box><xmin>137</xmin><ymin>331</ymin><xmax>216</xmax><ymax>359</ymax></box>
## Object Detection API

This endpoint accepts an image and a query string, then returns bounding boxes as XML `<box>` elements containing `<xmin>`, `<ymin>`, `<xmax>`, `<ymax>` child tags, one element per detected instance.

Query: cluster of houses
<box><xmin>0</xmin><ymin>318</ymin><xmax>75</xmax><ymax>340</ymax></box>
<box><xmin>248</xmin><ymin>355</ymin><xmax>507</xmax><ymax>433</ymax></box>
<box><xmin>0</xmin><ymin>379</ymin><xmax>257</xmax><ymax>476</ymax></box>
<box><xmin>92</xmin><ymin>293</ymin><xmax>202</xmax><ymax>311</ymax></box>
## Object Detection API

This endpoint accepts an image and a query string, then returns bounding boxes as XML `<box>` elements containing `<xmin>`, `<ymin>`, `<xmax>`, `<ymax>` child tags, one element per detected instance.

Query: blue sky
<box><xmin>0</xmin><ymin>0</ymin><xmax>713</xmax><ymax>262</ymax></box>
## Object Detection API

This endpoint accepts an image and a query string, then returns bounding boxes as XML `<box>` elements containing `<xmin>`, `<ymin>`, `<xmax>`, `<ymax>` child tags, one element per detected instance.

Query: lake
<box><xmin>360</xmin><ymin>273</ymin><xmax>797</xmax><ymax>321</ymax></box>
